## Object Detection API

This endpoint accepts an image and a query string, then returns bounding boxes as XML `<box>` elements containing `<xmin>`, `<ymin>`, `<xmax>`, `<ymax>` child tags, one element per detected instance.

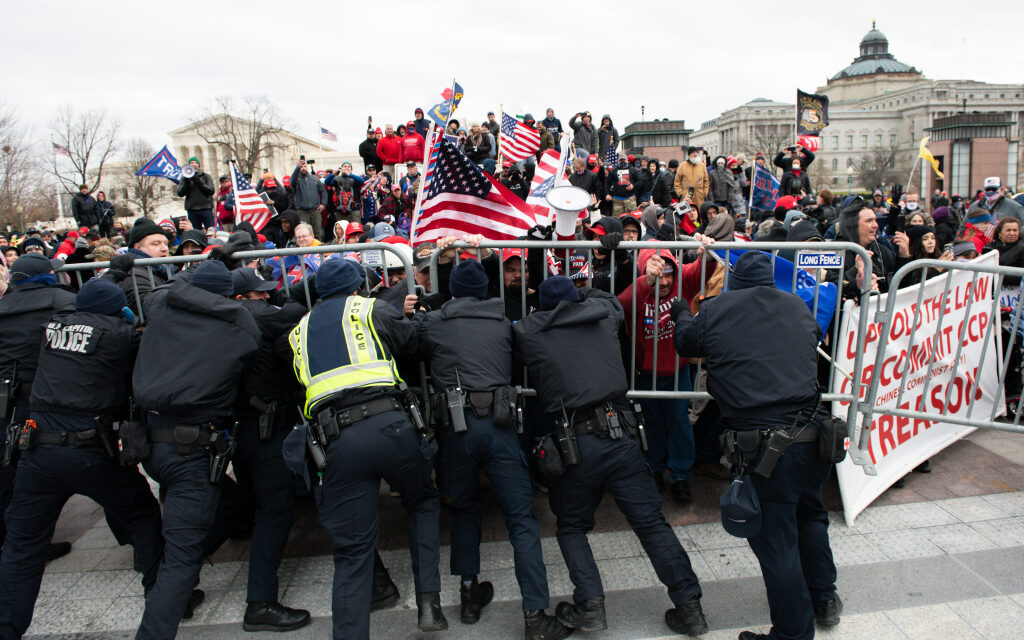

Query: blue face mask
<box><xmin>13</xmin><ymin>273</ymin><xmax>57</xmax><ymax>287</ymax></box>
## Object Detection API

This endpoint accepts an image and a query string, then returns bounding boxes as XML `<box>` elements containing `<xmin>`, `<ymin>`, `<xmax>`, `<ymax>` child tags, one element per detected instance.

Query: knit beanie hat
<box><xmin>76</xmin><ymin>279</ymin><xmax>128</xmax><ymax>316</ymax></box>
<box><xmin>448</xmin><ymin>260</ymin><xmax>489</xmax><ymax>298</ymax></box>
<box><xmin>538</xmin><ymin>276</ymin><xmax>579</xmax><ymax>310</ymax></box>
<box><xmin>187</xmin><ymin>156</ymin><xmax>200</xmax><ymax>167</ymax></box>
<box><xmin>190</xmin><ymin>260</ymin><xmax>234</xmax><ymax>296</ymax></box>
<box><xmin>316</xmin><ymin>259</ymin><xmax>365</xmax><ymax>298</ymax></box>
<box><xmin>127</xmin><ymin>218</ymin><xmax>165</xmax><ymax>249</ymax></box>
<box><xmin>729</xmin><ymin>252</ymin><xmax>775</xmax><ymax>290</ymax></box>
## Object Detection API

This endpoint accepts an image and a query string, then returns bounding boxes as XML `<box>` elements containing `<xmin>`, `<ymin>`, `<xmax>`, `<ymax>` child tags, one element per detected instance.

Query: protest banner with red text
<box><xmin>830</xmin><ymin>253</ymin><xmax>1004</xmax><ymax>525</ymax></box>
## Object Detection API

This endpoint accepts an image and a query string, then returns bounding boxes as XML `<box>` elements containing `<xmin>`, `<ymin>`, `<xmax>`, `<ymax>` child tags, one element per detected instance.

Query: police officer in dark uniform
<box><xmin>416</xmin><ymin>260</ymin><xmax>571</xmax><ymax>639</ymax></box>
<box><xmin>513</xmin><ymin>276</ymin><xmax>709</xmax><ymax>636</ymax></box>
<box><xmin>672</xmin><ymin>251</ymin><xmax>841</xmax><ymax>640</ymax></box>
<box><xmin>134</xmin><ymin>260</ymin><xmax>261</xmax><ymax>640</ymax></box>
<box><xmin>0</xmin><ymin>253</ymin><xmax>76</xmax><ymax>561</ymax></box>
<box><xmin>0</xmin><ymin>279</ymin><xmax>164</xmax><ymax>638</ymax></box>
<box><xmin>287</xmin><ymin>259</ymin><xmax>444</xmax><ymax>640</ymax></box>
<box><xmin>229</xmin><ymin>268</ymin><xmax>311</xmax><ymax>632</ymax></box>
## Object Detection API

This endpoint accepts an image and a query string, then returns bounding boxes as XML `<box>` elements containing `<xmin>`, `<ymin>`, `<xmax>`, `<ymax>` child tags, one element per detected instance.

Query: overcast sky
<box><xmin>4</xmin><ymin>0</ymin><xmax>1023</xmax><ymax>157</ymax></box>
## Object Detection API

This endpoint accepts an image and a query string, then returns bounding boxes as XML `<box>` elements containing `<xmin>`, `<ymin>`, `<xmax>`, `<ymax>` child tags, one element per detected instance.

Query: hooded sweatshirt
<box><xmin>641</xmin><ymin>204</ymin><xmax>662</xmax><ymax>240</ymax></box>
<box><xmin>617</xmin><ymin>248</ymin><xmax>712</xmax><ymax>375</ymax></box>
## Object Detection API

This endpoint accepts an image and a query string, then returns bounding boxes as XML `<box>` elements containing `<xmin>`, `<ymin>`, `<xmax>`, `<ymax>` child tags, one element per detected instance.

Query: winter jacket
<box><xmin>175</xmin><ymin>171</ymin><xmax>216</xmax><ymax>211</ymax></box>
<box><xmin>376</xmin><ymin>134</ymin><xmax>403</xmax><ymax>165</ymax></box>
<box><xmin>71</xmin><ymin>193</ymin><xmax>100</xmax><ymax>228</ymax></box>
<box><xmin>358</xmin><ymin>138</ymin><xmax>383</xmax><ymax>171</ymax></box>
<box><xmin>708</xmin><ymin>164</ymin><xmax>736</xmax><ymax>203</ymax></box>
<box><xmin>541</xmin><ymin>116</ymin><xmax>563</xmax><ymax>139</ymax></box>
<box><xmin>401</xmin><ymin>132</ymin><xmax>425</xmax><ymax>163</ymax></box>
<box><xmin>652</xmin><ymin>170</ymin><xmax>676</xmax><ymax>207</ymax></box>
<box><xmin>634</xmin><ymin>169</ymin><xmax>655</xmax><ymax>202</ymax></box>
<box><xmin>538</xmin><ymin>128</ymin><xmax>556</xmax><ymax>156</ymax></box>
<box><xmin>0</xmin><ymin>282</ymin><xmax>77</xmax><ymax>386</ymax></box>
<box><xmin>134</xmin><ymin>280</ymin><xmax>260</xmax><ymax>421</ymax></box>
<box><xmin>289</xmin><ymin>167</ymin><xmax>327</xmax><ymax>210</ymax></box>
<box><xmin>617</xmin><ymin>248</ymin><xmax>712</xmax><ymax>376</ymax></box>
<box><xmin>463</xmin><ymin>133</ymin><xmax>492</xmax><ymax>163</ymax></box>
<box><xmin>968</xmin><ymin>195</ymin><xmax>1024</xmax><ymax>224</ymax></box>
<box><xmin>596</xmin><ymin>115</ymin><xmax>618</xmax><ymax>159</ymax></box>
<box><xmin>568</xmin><ymin>114</ymin><xmax>598</xmax><ymax>154</ymax></box>
<box><xmin>772</xmin><ymin>149</ymin><xmax>815</xmax><ymax>172</ymax></box>
<box><xmin>512</xmin><ymin>287</ymin><xmax>627</xmax><ymax>414</ymax></box>
<box><xmin>673</xmin><ymin>259</ymin><xmax>820</xmax><ymax>427</ymax></box>
<box><xmin>779</xmin><ymin>169</ymin><xmax>811</xmax><ymax>197</ymax></box>
<box><xmin>216</xmin><ymin>184</ymin><xmax>234</xmax><ymax>223</ymax></box>
<box><xmin>569</xmin><ymin>170</ymin><xmax>602</xmax><ymax>200</ymax></box>
<box><xmin>604</xmin><ymin>163</ymin><xmax>639</xmax><ymax>199</ymax></box>
<box><xmin>673</xmin><ymin>161</ymin><xmax>710</xmax><ymax>206</ymax></box>
<box><xmin>97</xmin><ymin>200</ymin><xmax>116</xmax><ymax>228</ymax></box>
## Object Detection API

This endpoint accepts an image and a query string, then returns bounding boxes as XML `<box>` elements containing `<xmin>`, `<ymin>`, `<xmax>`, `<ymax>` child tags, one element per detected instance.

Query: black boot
<box><xmin>671</xmin><ymin>480</ymin><xmax>692</xmax><ymax>505</ymax></box>
<box><xmin>182</xmin><ymin>589</ymin><xmax>205</xmax><ymax>619</ymax></box>
<box><xmin>737</xmin><ymin>632</ymin><xmax>770</xmax><ymax>640</ymax></box>
<box><xmin>555</xmin><ymin>596</ymin><xmax>607</xmax><ymax>632</ymax></box>
<box><xmin>665</xmin><ymin>597</ymin><xmax>709</xmax><ymax>636</ymax></box>
<box><xmin>45</xmin><ymin>541</ymin><xmax>72</xmax><ymax>563</ymax></box>
<box><xmin>814</xmin><ymin>593</ymin><xmax>843</xmax><ymax>627</ymax></box>
<box><xmin>243</xmin><ymin>601</ymin><xmax>311</xmax><ymax>632</ymax></box>
<box><xmin>460</xmin><ymin>577</ymin><xmax>494</xmax><ymax>624</ymax></box>
<box><xmin>524</xmin><ymin>609</ymin><xmax>573</xmax><ymax>639</ymax></box>
<box><xmin>416</xmin><ymin>592</ymin><xmax>448</xmax><ymax>632</ymax></box>
<box><xmin>371</xmin><ymin>569</ymin><xmax>400</xmax><ymax>611</ymax></box>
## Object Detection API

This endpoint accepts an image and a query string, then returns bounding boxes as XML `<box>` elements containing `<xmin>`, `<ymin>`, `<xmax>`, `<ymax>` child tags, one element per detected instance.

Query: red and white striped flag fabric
<box><xmin>499</xmin><ymin>112</ymin><xmax>541</xmax><ymax>163</ymax></box>
<box><xmin>413</xmin><ymin>135</ymin><xmax>538</xmax><ymax>245</ymax></box>
<box><xmin>526</xmin><ymin>149</ymin><xmax>567</xmax><ymax>221</ymax></box>
<box><xmin>231</xmin><ymin>163</ymin><xmax>272</xmax><ymax>232</ymax></box>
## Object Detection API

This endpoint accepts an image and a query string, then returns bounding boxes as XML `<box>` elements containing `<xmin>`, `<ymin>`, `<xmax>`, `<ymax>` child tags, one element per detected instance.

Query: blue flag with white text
<box><xmin>750</xmin><ymin>163</ymin><xmax>780</xmax><ymax>212</ymax></box>
<box><xmin>135</xmin><ymin>146</ymin><xmax>182</xmax><ymax>183</ymax></box>
<box><xmin>718</xmin><ymin>249</ymin><xmax>838</xmax><ymax>336</ymax></box>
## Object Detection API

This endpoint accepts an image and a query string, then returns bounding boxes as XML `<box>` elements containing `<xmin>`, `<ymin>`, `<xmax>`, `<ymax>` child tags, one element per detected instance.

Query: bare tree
<box><xmin>123</xmin><ymin>138</ymin><xmax>170</xmax><ymax>216</ymax></box>
<box><xmin>189</xmin><ymin>96</ymin><xmax>292</xmax><ymax>175</ymax></box>
<box><xmin>740</xmin><ymin>123</ymin><xmax>791</xmax><ymax>177</ymax></box>
<box><xmin>855</xmin><ymin>146</ymin><xmax>906</xmax><ymax>193</ymax></box>
<box><xmin>47</xmin><ymin>104</ymin><xmax>121</xmax><ymax>195</ymax></box>
<box><xmin>806</xmin><ymin>156</ymin><xmax>831</xmax><ymax>194</ymax></box>
<box><xmin>0</xmin><ymin>106</ymin><xmax>36</xmax><ymax>229</ymax></box>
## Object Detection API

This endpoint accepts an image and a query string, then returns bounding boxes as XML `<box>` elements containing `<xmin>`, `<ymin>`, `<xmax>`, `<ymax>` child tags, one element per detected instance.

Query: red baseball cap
<box><xmin>501</xmin><ymin>248</ymin><xmax>525</xmax><ymax>262</ymax></box>
<box><xmin>345</xmin><ymin>222</ymin><xmax>364</xmax><ymax>237</ymax></box>
<box><xmin>264</xmin><ymin>178</ymin><xmax>277</xmax><ymax>189</ymax></box>
<box><xmin>78</xmin><ymin>226</ymin><xmax>89</xmax><ymax>235</ymax></box>
<box><xmin>775</xmin><ymin>195</ymin><xmax>800</xmax><ymax>211</ymax></box>
<box><xmin>381</xmin><ymin>235</ymin><xmax>409</xmax><ymax>246</ymax></box>
<box><xmin>282</xmin><ymin>176</ymin><xmax>291</xmax><ymax>186</ymax></box>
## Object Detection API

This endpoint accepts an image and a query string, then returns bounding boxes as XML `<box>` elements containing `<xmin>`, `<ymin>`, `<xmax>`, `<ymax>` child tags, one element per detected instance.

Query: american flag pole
<box><xmin>496</xmin><ymin>102</ymin><xmax>503</xmax><ymax>168</ymax></box>
<box><xmin>317</xmin><ymin>121</ymin><xmax>323</xmax><ymax>165</ymax></box>
<box><xmin>409</xmin><ymin>123</ymin><xmax>436</xmax><ymax>246</ymax></box>
<box><xmin>228</xmin><ymin>159</ymin><xmax>239</xmax><ymax>227</ymax></box>
<box><xmin>442</xmin><ymin>78</ymin><xmax>457</xmax><ymax>130</ymax></box>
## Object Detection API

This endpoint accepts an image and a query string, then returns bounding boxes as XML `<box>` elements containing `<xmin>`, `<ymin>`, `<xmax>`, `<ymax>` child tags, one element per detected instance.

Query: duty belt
<box><xmin>35</xmin><ymin>429</ymin><xmax>104</xmax><ymax>447</ymax></box>
<box><xmin>317</xmin><ymin>396</ymin><xmax>404</xmax><ymax>441</ymax></box>
<box><xmin>570</xmin><ymin>404</ymin><xmax>635</xmax><ymax>440</ymax></box>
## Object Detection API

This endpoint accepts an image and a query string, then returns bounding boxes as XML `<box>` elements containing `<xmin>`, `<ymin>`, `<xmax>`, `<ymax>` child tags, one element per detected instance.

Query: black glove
<box><xmin>890</xmin><ymin>183</ymin><xmax>903</xmax><ymax>203</ymax></box>
<box><xmin>107</xmin><ymin>254</ymin><xmax>134</xmax><ymax>278</ymax></box>
<box><xmin>599</xmin><ymin>232</ymin><xmax>622</xmax><ymax>251</ymax></box>
<box><xmin>670</xmin><ymin>299</ymin><xmax>691</xmax><ymax>320</ymax></box>
<box><xmin>526</xmin><ymin>224</ymin><xmax>553</xmax><ymax>241</ymax></box>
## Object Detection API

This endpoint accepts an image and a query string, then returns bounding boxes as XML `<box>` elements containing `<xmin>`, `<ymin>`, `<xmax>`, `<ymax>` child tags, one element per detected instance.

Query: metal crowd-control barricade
<box><xmin>857</xmin><ymin>258</ymin><xmax>1024</xmax><ymax>450</ymax></box>
<box><xmin>428</xmin><ymin>240</ymin><xmax>876</xmax><ymax>467</ymax></box>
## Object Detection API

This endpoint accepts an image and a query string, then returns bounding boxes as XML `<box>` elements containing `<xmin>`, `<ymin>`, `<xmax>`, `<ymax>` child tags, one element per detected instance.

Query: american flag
<box><xmin>52</xmin><ymin>142</ymin><xmax>71</xmax><ymax>157</ymax></box>
<box><xmin>526</xmin><ymin>149</ymin><xmax>565</xmax><ymax>222</ymax></box>
<box><xmin>412</xmin><ymin>135</ymin><xmax>538</xmax><ymax>244</ymax></box>
<box><xmin>231</xmin><ymin>163</ymin><xmax>272</xmax><ymax>232</ymax></box>
<box><xmin>604</xmin><ymin>143</ymin><xmax>617</xmax><ymax>169</ymax></box>
<box><xmin>499</xmin><ymin>112</ymin><xmax>541</xmax><ymax>163</ymax></box>
<box><xmin>266</xmin><ymin>253</ymin><xmax>334</xmax><ymax>289</ymax></box>
<box><xmin>360</xmin><ymin>174</ymin><xmax>387</xmax><ymax>221</ymax></box>
<box><xmin>320</xmin><ymin>126</ymin><xmax>337</xmax><ymax>142</ymax></box>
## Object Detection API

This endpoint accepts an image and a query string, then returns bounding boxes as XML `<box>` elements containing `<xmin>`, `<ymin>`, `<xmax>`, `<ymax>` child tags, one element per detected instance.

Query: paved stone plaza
<box><xmin>18</xmin><ymin>429</ymin><xmax>1024</xmax><ymax>639</ymax></box>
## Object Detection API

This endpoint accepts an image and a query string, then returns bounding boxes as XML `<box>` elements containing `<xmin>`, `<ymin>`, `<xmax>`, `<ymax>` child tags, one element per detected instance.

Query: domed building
<box><xmin>824</xmin><ymin>22</ymin><xmax>924</xmax><ymax>102</ymax></box>
<box><xmin>688</xmin><ymin>23</ymin><xmax>1023</xmax><ymax>196</ymax></box>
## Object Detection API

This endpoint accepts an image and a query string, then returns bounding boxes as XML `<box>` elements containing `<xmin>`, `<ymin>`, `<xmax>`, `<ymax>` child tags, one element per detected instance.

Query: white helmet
<box><xmin>383</xmin><ymin>243</ymin><xmax>413</xmax><ymax>272</ymax></box>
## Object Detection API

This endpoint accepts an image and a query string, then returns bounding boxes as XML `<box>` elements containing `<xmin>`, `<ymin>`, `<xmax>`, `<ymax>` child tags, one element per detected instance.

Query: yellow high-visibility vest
<box><xmin>289</xmin><ymin>296</ymin><xmax>401</xmax><ymax>418</ymax></box>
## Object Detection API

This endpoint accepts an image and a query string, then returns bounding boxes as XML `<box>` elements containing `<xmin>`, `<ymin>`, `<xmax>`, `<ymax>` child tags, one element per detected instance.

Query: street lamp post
<box><xmin>847</xmin><ymin>166</ymin><xmax>855</xmax><ymax>194</ymax></box>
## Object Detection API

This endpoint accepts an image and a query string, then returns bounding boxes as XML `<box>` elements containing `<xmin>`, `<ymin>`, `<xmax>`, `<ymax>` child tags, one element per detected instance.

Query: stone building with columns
<box><xmin>688</xmin><ymin>23</ymin><xmax>1024</xmax><ymax>196</ymax></box>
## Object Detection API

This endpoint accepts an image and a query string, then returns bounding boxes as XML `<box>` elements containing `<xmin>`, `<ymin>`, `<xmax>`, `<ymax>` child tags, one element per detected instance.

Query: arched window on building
<box><xmin>832</xmin><ymin>158</ymin><xmax>838</xmax><ymax>171</ymax></box>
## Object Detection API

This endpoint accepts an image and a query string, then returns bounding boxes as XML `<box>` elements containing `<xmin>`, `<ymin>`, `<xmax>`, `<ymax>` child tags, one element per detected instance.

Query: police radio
<box><xmin>447</xmin><ymin>369</ymin><xmax>468</xmax><ymax>434</ymax></box>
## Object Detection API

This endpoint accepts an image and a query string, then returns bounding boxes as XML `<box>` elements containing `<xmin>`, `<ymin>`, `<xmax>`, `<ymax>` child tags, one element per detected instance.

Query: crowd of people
<box><xmin>1</xmin><ymin>116</ymin><xmax>1023</xmax><ymax>640</ymax></box>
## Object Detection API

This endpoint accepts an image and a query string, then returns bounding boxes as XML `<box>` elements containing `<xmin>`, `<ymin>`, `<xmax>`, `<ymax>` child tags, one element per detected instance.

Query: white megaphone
<box><xmin>545</xmin><ymin>185</ymin><xmax>590</xmax><ymax>242</ymax></box>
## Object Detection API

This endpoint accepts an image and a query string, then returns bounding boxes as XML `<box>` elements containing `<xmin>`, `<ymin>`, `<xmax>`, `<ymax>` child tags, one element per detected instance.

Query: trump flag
<box><xmin>135</xmin><ymin>146</ymin><xmax>182</xmax><ymax>183</ymax></box>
